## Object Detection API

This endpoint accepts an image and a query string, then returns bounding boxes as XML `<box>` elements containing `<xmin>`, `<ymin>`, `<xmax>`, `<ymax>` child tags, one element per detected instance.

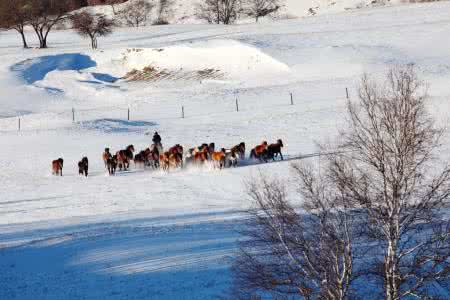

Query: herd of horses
<box><xmin>51</xmin><ymin>139</ymin><xmax>284</xmax><ymax>176</ymax></box>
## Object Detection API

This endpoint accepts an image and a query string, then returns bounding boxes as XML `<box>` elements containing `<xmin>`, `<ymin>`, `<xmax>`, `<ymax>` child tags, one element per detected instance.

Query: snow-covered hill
<box><xmin>80</xmin><ymin>0</ymin><xmax>412</xmax><ymax>24</ymax></box>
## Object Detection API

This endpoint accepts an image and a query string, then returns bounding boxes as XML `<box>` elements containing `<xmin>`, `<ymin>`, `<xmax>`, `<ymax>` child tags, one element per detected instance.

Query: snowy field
<box><xmin>1</xmin><ymin>2</ymin><xmax>450</xmax><ymax>299</ymax></box>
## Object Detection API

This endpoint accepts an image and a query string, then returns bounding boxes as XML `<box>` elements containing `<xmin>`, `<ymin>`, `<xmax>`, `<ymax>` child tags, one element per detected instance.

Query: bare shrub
<box><xmin>195</xmin><ymin>0</ymin><xmax>240</xmax><ymax>25</ymax></box>
<box><xmin>72</xmin><ymin>11</ymin><xmax>115</xmax><ymax>49</ymax></box>
<box><xmin>244</xmin><ymin>0</ymin><xmax>282</xmax><ymax>22</ymax></box>
<box><xmin>119</xmin><ymin>0</ymin><xmax>155</xmax><ymax>27</ymax></box>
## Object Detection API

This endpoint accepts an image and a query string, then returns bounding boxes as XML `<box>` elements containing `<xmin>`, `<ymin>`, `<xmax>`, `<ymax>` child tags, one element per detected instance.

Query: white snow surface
<box><xmin>1</xmin><ymin>2</ymin><xmax>450</xmax><ymax>299</ymax></box>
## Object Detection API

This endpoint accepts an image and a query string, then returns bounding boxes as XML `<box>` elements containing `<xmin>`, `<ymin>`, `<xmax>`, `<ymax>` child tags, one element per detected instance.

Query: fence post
<box><xmin>127</xmin><ymin>108</ymin><xmax>130</xmax><ymax>121</ymax></box>
<box><xmin>235</xmin><ymin>98</ymin><xmax>239</xmax><ymax>112</ymax></box>
<box><xmin>182</xmin><ymin>106</ymin><xmax>185</xmax><ymax>119</ymax></box>
<box><xmin>72</xmin><ymin>108</ymin><xmax>75</xmax><ymax>123</ymax></box>
<box><xmin>290</xmin><ymin>92</ymin><xmax>294</xmax><ymax>105</ymax></box>
<box><xmin>345</xmin><ymin>87</ymin><xmax>349</xmax><ymax>100</ymax></box>
<box><xmin>18</xmin><ymin>117</ymin><xmax>21</xmax><ymax>131</ymax></box>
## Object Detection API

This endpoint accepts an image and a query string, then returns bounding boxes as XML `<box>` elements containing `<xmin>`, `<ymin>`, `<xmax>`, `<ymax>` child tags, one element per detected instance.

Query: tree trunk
<box><xmin>384</xmin><ymin>227</ymin><xmax>400</xmax><ymax>300</ymax></box>
<box><xmin>33</xmin><ymin>27</ymin><xmax>47</xmax><ymax>49</ymax></box>
<box><xmin>18</xmin><ymin>30</ymin><xmax>28</xmax><ymax>48</ymax></box>
<box><xmin>111</xmin><ymin>4</ymin><xmax>117</xmax><ymax>15</ymax></box>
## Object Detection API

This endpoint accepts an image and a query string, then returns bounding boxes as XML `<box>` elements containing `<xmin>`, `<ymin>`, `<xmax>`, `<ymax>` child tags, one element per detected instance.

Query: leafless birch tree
<box><xmin>233</xmin><ymin>172</ymin><xmax>362</xmax><ymax>299</ymax></box>
<box><xmin>233</xmin><ymin>65</ymin><xmax>449</xmax><ymax>299</ymax></box>
<box><xmin>329</xmin><ymin>65</ymin><xmax>450</xmax><ymax>299</ymax></box>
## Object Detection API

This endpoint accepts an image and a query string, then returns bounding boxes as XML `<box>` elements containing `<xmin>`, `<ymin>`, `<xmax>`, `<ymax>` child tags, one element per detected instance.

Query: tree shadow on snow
<box><xmin>0</xmin><ymin>213</ymin><xmax>242</xmax><ymax>300</ymax></box>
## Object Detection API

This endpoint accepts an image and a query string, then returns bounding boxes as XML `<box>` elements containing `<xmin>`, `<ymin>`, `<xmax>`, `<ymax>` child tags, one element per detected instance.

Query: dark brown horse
<box><xmin>116</xmin><ymin>145</ymin><xmax>134</xmax><ymax>171</ymax></box>
<box><xmin>169</xmin><ymin>144</ymin><xmax>183</xmax><ymax>157</ymax></box>
<box><xmin>207</xmin><ymin>143</ymin><xmax>215</xmax><ymax>155</ymax></box>
<box><xmin>267</xmin><ymin>139</ymin><xmax>284</xmax><ymax>161</ymax></box>
<box><xmin>107</xmin><ymin>155</ymin><xmax>118</xmax><ymax>175</ymax></box>
<box><xmin>133</xmin><ymin>150</ymin><xmax>147</xmax><ymax>169</ymax></box>
<box><xmin>52</xmin><ymin>158</ymin><xmax>64</xmax><ymax>176</ymax></box>
<box><xmin>147</xmin><ymin>146</ymin><xmax>160</xmax><ymax>169</ymax></box>
<box><xmin>231</xmin><ymin>142</ymin><xmax>245</xmax><ymax>159</ymax></box>
<box><xmin>78</xmin><ymin>157</ymin><xmax>89</xmax><ymax>177</ymax></box>
<box><xmin>225</xmin><ymin>149</ymin><xmax>238</xmax><ymax>167</ymax></box>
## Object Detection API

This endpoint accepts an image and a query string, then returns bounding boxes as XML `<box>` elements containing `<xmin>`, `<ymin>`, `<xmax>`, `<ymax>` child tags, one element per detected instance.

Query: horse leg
<box><xmin>280</xmin><ymin>152</ymin><xmax>284</xmax><ymax>160</ymax></box>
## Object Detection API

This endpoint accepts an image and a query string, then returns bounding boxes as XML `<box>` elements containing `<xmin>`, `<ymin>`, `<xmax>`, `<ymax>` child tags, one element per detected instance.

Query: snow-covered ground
<box><xmin>1</xmin><ymin>1</ymin><xmax>450</xmax><ymax>299</ymax></box>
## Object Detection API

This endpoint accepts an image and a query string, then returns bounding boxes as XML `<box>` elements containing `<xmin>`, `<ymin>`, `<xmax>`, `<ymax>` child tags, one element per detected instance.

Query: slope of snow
<box><xmin>0</xmin><ymin>1</ymin><xmax>450</xmax><ymax>299</ymax></box>
<box><xmin>80</xmin><ymin>0</ymin><xmax>415</xmax><ymax>24</ymax></box>
<box><xmin>92</xmin><ymin>39</ymin><xmax>291</xmax><ymax>82</ymax></box>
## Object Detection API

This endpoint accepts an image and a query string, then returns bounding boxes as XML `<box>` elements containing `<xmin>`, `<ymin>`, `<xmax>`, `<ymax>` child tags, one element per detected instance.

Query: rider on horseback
<box><xmin>152</xmin><ymin>131</ymin><xmax>162</xmax><ymax>146</ymax></box>
<box><xmin>152</xmin><ymin>131</ymin><xmax>163</xmax><ymax>155</ymax></box>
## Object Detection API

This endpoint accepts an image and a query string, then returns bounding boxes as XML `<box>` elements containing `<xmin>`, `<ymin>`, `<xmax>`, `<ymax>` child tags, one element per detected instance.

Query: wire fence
<box><xmin>0</xmin><ymin>89</ymin><xmax>327</xmax><ymax>133</ymax></box>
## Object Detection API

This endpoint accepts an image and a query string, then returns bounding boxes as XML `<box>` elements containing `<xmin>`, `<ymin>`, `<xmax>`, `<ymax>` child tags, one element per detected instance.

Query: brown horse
<box><xmin>159</xmin><ymin>151</ymin><xmax>182</xmax><ymax>171</ymax></box>
<box><xmin>102</xmin><ymin>148</ymin><xmax>112</xmax><ymax>168</ymax></box>
<box><xmin>267</xmin><ymin>139</ymin><xmax>284</xmax><ymax>161</ymax></box>
<box><xmin>211</xmin><ymin>148</ymin><xmax>226</xmax><ymax>169</ymax></box>
<box><xmin>250</xmin><ymin>141</ymin><xmax>268</xmax><ymax>161</ymax></box>
<box><xmin>193</xmin><ymin>148</ymin><xmax>209</xmax><ymax>165</ymax></box>
<box><xmin>147</xmin><ymin>146</ymin><xmax>160</xmax><ymax>169</ymax></box>
<box><xmin>78</xmin><ymin>157</ymin><xmax>89</xmax><ymax>177</ymax></box>
<box><xmin>116</xmin><ymin>145</ymin><xmax>134</xmax><ymax>171</ymax></box>
<box><xmin>159</xmin><ymin>152</ymin><xmax>170</xmax><ymax>171</ymax></box>
<box><xmin>52</xmin><ymin>158</ymin><xmax>64</xmax><ymax>176</ymax></box>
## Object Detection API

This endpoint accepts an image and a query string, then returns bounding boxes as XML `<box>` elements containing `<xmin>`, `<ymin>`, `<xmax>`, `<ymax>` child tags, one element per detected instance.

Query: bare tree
<box><xmin>233</xmin><ymin>172</ymin><xmax>362</xmax><ymax>299</ymax></box>
<box><xmin>28</xmin><ymin>0</ymin><xmax>76</xmax><ymax>48</ymax></box>
<box><xmin>154</xmin><ymin>0</ymin><xmax>175</xmax><ymax>25</ymax></box>
<box><xmin>71</xmin><ymin>11</ymin><xmax>114</xmax><ymax>49</ymax></box>
<box><xmin>233</xmin><ymin>65</ymin><xmax>449</xmax><ymax>299</ymax></box>
<box><xmin>195</xmin><ymin>0</ymin><xmax>240</xmax><ymax>25</ymax></box>
<box><xmin>329</xmin><ymin>65</ymin><xmax>450</xmax><ymax>298</ymax></box>
<box><xmin>119</xmin><ymin>0</ymin><xmax>154</xmax><ymax>27</ymax></box>
<box><xmin>244</xmin><ymin>0</ymin><xmax>281</xmax><ymax>22</ymax></box>
<box><xmin>0</xmin><ymin>0</ymin><xmax>31</xmax><ymax>48</ymax></box>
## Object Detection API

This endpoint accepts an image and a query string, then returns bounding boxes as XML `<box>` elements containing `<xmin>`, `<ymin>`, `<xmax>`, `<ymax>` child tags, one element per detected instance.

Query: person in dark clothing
<box><xmin>152</xmin><ymin>131</ymin><xmax>162</xmax><ymax>145</ymax></box>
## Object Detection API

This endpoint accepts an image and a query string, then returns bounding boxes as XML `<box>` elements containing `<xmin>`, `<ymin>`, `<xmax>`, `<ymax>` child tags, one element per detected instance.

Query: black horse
<box><xmin>78</xmin><ymin>157</ymin><xmax>89</xmax><ymax>177</ymax></box>
<box><xmin>266</xmin><ymin>139</ymin><xmax>284</xmax><ymax>161</ymax></box>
